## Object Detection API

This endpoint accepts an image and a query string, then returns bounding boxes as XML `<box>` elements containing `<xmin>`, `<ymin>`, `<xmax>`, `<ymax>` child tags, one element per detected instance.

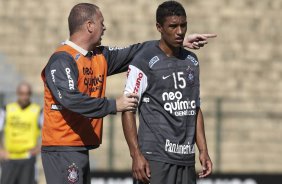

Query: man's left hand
<box><xmin>0</xmin><ymin>149</ymin><xmax>9</xmax><ymax>160</ymax></box>
<box><xmin>184</xmin><ymin>33</ymin><xmax>217</xmax><ymax>50</ymax></box>
<box><xmin>29</xmin><ymin>146</ymin><xmax>41</xmax><ymax>156</ymax></box>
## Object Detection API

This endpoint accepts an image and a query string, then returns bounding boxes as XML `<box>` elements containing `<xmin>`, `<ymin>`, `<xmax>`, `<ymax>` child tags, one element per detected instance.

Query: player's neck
<box><xmin>69</xmin><ymin>34</ymin><xmax>94</xmax><ymax>51</ymax></box>
<box><xmin>159</xmin><ymin>39</ymin><xmax>181</xmax><ymax>58</ymax></box>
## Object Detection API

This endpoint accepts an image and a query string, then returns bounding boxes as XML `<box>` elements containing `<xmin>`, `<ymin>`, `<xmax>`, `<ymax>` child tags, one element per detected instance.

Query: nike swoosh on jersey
<box><xmin>162</xmin><ymin>75</ymin><xmax>171</xmax><ymax>80</ymax></box>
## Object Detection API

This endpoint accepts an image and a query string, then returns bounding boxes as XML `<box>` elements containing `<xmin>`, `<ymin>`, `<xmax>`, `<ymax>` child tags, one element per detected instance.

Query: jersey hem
<box><xmin>41</xmin><ymin>145</ymin><xmax>100</xmax><ymax>152</ymax></box>
<box><xmin>144</xmin><ymin>155</ymin><xmax>195</xmax><ymax>166</ymax></box>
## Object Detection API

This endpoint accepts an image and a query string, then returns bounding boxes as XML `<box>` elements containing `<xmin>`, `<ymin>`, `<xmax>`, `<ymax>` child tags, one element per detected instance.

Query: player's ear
<box><xmin>86</xmin><ymin>20</ymin><xmax>95</xmax><ymax>33</ymax></box>
<box><xmin>156</xmin><ymin>22</ymin><xmax>163</xmax><ymax>33</ymax></box>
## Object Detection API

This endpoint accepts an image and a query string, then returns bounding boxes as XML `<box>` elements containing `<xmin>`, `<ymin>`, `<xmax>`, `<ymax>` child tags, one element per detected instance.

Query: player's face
<box><xmin>157</xmin><ymin>16</ymin><xmax>187</xmax><ymax>48</ymax></box>
<box><xmin>90</xmin><ymin>10</ymin><xmax>106</xmax><ymax>47</ymax></box>
<box><xmin>17</xmin><ymin>85</ymin><xmax>31</xmax><ymax>107</ymax></box>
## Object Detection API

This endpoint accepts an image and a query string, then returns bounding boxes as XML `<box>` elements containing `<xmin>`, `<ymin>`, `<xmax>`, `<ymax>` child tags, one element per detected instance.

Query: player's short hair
<box><xmin>156</xmin><ymin>1</ymin><xmax>186</xmax><ymax>25</ymax></box>
<box><xmin>68</xmin><ymin>3</ymin><xmax>99</xmax><ymax>35</ymax></box>
<box><xmin>17</xmin><ymin>81</ymin><xmax>32</xmax><ymax>95</ymax></box>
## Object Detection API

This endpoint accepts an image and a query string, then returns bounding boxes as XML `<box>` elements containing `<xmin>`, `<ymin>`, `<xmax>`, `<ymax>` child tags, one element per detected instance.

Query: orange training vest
<box><xmin>41</xmin><ymin>44</ymin><xmax>108</xmax><ymax>147</ymax></box>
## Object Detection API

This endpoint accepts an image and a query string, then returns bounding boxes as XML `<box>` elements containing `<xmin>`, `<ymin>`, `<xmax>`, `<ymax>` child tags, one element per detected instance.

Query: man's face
<box><xmin>157</xmin><ymin>16</ymin><xmax>187</xmax><ymax>48</ymax></box>
<box><xmin>90</xmin><ymin>10</ymin><xmax>106</xmax><ymax>47</ymax></box>
<box><xmin>17</xmin><ymin>85</ymin><xmax>31</xmax><ymax>107</ymax></box>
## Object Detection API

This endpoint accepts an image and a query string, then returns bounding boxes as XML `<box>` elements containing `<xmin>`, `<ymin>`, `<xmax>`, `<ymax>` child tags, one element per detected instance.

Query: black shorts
<box><xmin>0</xmin><ymin>156</ymin><xmax>36</xmax><ymax>184</ymax></box>
<box><xmin>134</xmin><ymin>160</ymin><xmax>196</xmax><ymax>184</ymax></box>
<box><xmin>41</xmin><ymin>150</ymin><xmax>90</xmax><ymax>184</ymax></box>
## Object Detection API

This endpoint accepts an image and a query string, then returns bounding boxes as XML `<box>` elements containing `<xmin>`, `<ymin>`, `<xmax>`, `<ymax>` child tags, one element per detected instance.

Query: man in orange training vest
<box><xmin>41</xmin><ymin>3</ymin><xmax>216</xmax><ymax>184</ymax></box>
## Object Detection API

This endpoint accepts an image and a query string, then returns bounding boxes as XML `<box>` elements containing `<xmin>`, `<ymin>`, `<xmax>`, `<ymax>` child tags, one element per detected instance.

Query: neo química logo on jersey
<box><xmin>162</xmin><ymin>91</ymin><xmax>196</xmax><ymax>116</ymax></box>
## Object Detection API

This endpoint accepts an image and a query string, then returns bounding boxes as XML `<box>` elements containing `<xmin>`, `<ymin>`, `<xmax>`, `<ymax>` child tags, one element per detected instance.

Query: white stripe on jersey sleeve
<box><xmin>124</xmin><ymin>65</ymin><xmax>148</xmax><ymax>100</ymax></box>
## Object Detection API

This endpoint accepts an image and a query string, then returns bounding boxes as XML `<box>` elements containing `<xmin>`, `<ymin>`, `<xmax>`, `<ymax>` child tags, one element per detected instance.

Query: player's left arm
<box><xmin>196</xmin><ymin>107</ymin><xmax>213</xmax><ymax>178</ymax></box>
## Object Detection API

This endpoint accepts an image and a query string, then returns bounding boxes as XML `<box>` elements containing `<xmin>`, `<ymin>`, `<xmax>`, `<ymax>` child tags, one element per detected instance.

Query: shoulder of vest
<box><xmin>55</xmin><ymin>45</ymin><xmax>80</xmax><ymax>59</ymax></box>
<box><xmin>6</xmin><ymin>103</ymin><xmax>40</xmax><ymax>111</ymax></box>
<box><xmin>6</xmin><ymin>102</ymin><xmax>18</xmax><ymax>108</ymax></box>
<box><xmin>25</xmin><ymin>104</ymin><xmax>40</xmax><ymax>114</ymax></box>
<box><xmin>5</xmin><ymin>103</ymin><xmax>19</xmax><ymax>112</ymax></box>
<box><xmin>30</xmin><ymin>103</ymin><xmax>40</xmax><ymax>109</ymax></box>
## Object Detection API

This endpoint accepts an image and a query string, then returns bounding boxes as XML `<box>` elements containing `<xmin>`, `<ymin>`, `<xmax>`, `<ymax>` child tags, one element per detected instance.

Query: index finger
<box><xmin>202</xmin><ymin>33</ymin><xmax>217</xmax><ymax>38</ymax></box>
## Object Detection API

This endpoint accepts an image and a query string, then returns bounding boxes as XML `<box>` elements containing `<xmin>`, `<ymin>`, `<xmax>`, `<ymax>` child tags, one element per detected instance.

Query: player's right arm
<box><xmin>122</xmin><ymin>111</ymin><xmax>150</xmax><ymax>184</ymax></box>
<box><xmin>44</xmin><ymin>52</ymin><xmax>138</xmax><ymax>118</ymax></box>
<box><xmin>122</xmin><ymin>64</ymin><xmax>150</xmax><ymax>183</ymax></box>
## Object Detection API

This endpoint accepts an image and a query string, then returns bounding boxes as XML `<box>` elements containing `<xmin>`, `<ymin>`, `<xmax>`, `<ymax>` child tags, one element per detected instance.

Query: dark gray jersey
<box><xmin>124</xmin><ymin>41</ymin><xmax>200</xmax><ymax>166</ymax></box>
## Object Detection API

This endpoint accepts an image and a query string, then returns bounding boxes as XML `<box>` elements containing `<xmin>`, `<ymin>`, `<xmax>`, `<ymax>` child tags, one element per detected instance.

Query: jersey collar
<box><xmin>64</xmin><ymin>40</ymin><xmax>88</xmax><ymax>56</ymax></box>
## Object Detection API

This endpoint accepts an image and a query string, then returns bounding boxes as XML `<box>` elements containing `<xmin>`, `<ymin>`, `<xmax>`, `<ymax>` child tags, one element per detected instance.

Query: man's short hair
<box><xmin>68</xmin><ymin>3</ymin><xmax>99</xmax><ymax>35</ymax></box>
<box><xmin>156</xmin><ymin>1</ymin><xmax>186</xmax><ymax>25</ymax></box>
<box><xmin>17</xmin><ymin>82</ymin><xmax>32</xmax><ymax>95</ymax></box>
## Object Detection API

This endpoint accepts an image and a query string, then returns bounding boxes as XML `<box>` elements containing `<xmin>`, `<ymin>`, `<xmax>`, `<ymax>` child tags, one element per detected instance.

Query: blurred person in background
<box><xmin>122</xmin><ymin>1</ymin><xmax>212</xmax><ymax>184</ymax></box>
<box><xmin>41</xmin><ymin>2</ymin><xmax>215</xmax><ymax>184</ymax></box>
<box><xmin>0</xmin><ymin>82</ymin><xmax>42</xmax><ymax>184</ymax></box>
